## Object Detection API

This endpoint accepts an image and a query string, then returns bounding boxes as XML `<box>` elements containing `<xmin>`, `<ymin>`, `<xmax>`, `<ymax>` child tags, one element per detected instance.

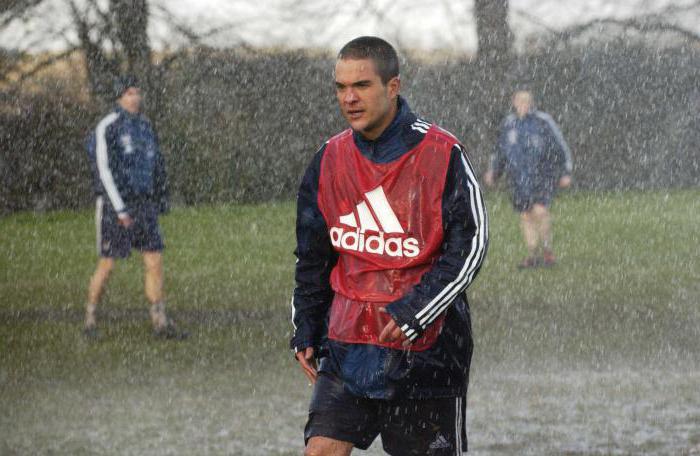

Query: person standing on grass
<box><xmin>84</xmin><ymin>75</ymin><xmax>186</xmax><ymax>340</ymax></box>
<box><xmin>484</xmin><ymin>89</ymin><xmax>572</xmax><ymax>268</ymax></box>
<box><xmin>290</xmin><ymin>36</ymin><xmax>488</xmax><ymax>455</ymax></box>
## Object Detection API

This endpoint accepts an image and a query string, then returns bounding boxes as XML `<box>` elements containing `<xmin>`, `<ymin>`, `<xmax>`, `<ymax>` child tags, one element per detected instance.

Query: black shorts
<box><xmin>95</xmin><ymin>197</ymin><xmax>164</xmax><ymax>258</ymax></box>
<box><xmin>305</xmin><ymin>371</ymin><xmax>467</xmax><ymax>455</ymax></box>
<box><xmin>512</xmin><ymin>188</ymin><xmax>553</xmax><ymax>212</ymax></box>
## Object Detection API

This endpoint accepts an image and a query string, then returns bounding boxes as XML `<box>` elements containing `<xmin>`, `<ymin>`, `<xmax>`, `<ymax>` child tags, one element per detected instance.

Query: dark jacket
<box><xmin>86</xmin><ymin>106</ymin><xmax>168</xmax><ymax>214</ymax></box>
<box><xmin>491</xmin><ymin>110</ymin><xmax>572</xmax><ymax>196</ymax></box>
<box><xmin>291</xmin><ymin>97</ymin><xmax>488</xmax><ymax>399</ymax></box>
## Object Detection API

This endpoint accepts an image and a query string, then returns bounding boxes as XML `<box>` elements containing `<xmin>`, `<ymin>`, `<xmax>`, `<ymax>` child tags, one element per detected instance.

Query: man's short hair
<box><xmin>113</xmin><ymin>74</ymin><xmax>139</xmax><ymax>100</ymax></box>
<box><xmin>337</xmin><ymin>36</ymin><xmax>399</xmax><ymax>84</ymax></box>
<box><xmin>512</xmin><ymin>88</ymin><xmax>534</xmax><ymax>100</ymax></box>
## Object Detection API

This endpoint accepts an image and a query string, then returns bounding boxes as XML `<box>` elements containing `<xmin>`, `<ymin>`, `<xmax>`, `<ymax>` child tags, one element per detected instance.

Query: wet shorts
<box><xmin>95</xmin><ymin>196</ymin><xmax>164</xmax><ymax>258</ymax></box>
<box><xmin>304</xmin><ymin>371</ymin><xmax>467</xmax><ymax>455</ymax></box>
<box><xmin>512</xmin><ymin>186</ymin><xmax>554</xmax><ymax>212</ymax></box>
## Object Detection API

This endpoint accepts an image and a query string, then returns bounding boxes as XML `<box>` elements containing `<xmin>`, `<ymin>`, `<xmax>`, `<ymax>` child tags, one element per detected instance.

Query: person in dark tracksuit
<box><xmin>84</xmin><ymin>75</ymin><xmax>186</xmax><ymax>339</ymax></box>
<box><xmin>484</xmin><ymin>89</ymin><xmax>572</xmax><ymax>268</ymax></box>
<box><xmin>291</xmin><ymin>37</ymin><xmax>488</xmax><ymax>455</ymax></box>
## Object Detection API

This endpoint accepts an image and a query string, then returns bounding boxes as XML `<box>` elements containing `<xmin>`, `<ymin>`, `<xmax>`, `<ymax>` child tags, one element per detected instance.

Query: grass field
<box><xmin>1</xmin><ymin>189</ymin><xmax>699</xmax><ymax>455</ymax></box>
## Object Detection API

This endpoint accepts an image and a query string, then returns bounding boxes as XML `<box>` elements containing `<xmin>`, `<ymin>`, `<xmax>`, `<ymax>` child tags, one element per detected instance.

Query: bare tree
<box><xmin>1</xmin><ymin>0</ymin><xmax>270</xmax><ymax>110</ymax></box>
<box><xmin>65</xmin><ymin>1</ymin><xmax>116</xmax><ymax>104</ymax></box>
<box><xmin>513</xmin><ymin>0</ymin><xmax>700</xmax><ymax>46</ymax></box>
<box><xmin>1</xmin><ymin>0</ymin><xmax>152</xmax><ymax>106</ymax></box>
<box><xmin>113</xmin><ymin>0</ymin><xmax>151</xmax><ymax>81</ymax></box>
<box><xmin>473</xmin><ymin>0</ymin><xmax>514</xmax><ymax>156</ymax></box>
<box><xmin>475</xmin><ymin>0</ymin><xmax>513</xmax><ymax>63</ymax></box>
<box><xmin>0</xmin><ymin>0</ymin><xmax>45</xmax><ymax>26</ymax></box>
<box><xmin>69</xmin><ymin>0</ymin><xmax>153</xmax><ymax>107</ymax></box>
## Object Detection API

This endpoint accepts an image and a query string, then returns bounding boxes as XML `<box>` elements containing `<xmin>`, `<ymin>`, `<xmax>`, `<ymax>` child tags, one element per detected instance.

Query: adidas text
<box><xmin>330</xmin><ymin>227</ymin><xmax>420</xmax><ymax>258</ymax></box>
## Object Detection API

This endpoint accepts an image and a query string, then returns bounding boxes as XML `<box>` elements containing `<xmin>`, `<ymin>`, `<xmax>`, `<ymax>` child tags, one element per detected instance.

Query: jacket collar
<box><xmin>115</xmin><ymin>105</ymin><xmax>142</xmax><ymax>120</ymax></box>
<box><xmin>352</xmin><ymin>96</ymin><xmax>423</xmax><ymax>164</ymax></box>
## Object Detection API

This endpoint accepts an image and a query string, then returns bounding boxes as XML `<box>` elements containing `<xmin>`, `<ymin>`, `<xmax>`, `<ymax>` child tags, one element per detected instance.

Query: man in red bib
<box><xmin>291</xmin><ymin>36</ymin><xmax>488</xmax><ymax>455</ymax></box>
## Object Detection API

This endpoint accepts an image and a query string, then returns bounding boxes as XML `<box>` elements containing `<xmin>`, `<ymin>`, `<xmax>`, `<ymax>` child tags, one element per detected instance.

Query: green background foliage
<box><xmin>1</xmin><ymin>42</ymin><xmax>699</xmax><ymax>214</ymax></box>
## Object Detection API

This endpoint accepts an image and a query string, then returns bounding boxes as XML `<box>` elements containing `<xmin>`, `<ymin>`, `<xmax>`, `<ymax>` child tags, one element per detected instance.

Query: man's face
<box><xmin>334</xmin><ymin>58</ymin><xmax>400</xmax><ymax>140</ymax></box>
<box><xmin>118</xmin><ymin>87</ymin><xmax>142</xmax><ymax>114</ymax></box>
<box><xmin>512</xmin><ymin>91</ymin><xmax>532</xmax><ymax>118</ymax></box>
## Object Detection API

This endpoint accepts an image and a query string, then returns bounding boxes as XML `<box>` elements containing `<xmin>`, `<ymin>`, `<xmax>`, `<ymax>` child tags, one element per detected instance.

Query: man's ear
<box><xmin>388</xmin><ymin>76</ymin><xmax>401</xmax><ymax>99</ymax></box>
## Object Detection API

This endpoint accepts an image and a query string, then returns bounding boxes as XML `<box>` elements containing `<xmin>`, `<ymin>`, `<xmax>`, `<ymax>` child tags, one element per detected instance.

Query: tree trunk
<box><xmin>473</xmin><ymin>0</ymin><xmax>513</xmax><ymax>163</ymax></box>
<box><xmin>112</xmin><ymin>0</ymin><xmax>156</xmax><ymax>114</ymax></box>
<box><xmin>69</xmin><ymin>1</ymin><xmax>117</xmax><ymax>108</ymax></box>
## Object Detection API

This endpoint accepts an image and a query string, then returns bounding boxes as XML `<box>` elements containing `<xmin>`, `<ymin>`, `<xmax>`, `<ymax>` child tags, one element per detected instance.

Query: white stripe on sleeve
<box><xmin>455</xmin><ymin>396</ymin><xmax>461</xmax><ymax>455</ymax></box>
<box><xmin>413</xmin><ymin>145</ymin><xmax>488</xmax><ymax>332</ymax></box>
<box><xmin>535</xmin><ymin>111</ymin><xmax>573</xmax><ymax>173</ymax></box>
<box><xmin>95</xmin><ymin>112</ymin><xmax>126</xmax><ymax>213</ymax></box>
<box><xmin>95</xmin><ymin>196</ymin><xmax>103</xmax><ymax>255</ymax></box>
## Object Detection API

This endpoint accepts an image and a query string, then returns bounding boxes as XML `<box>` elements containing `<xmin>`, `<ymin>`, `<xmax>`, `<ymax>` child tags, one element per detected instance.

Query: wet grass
<box><xmin>474</xmin><ymin>189</ymin><xmax>700</xmax><ymax>367</ymax></box>
<box><xmin>1</xmin><ymin>189</ymin><xmax>699</xmax><ymax>454</ymax></box>
<box><xmin>1</xmin><ymin>202</ymin><xmax>296</xmax><ymax>316</ymax></box>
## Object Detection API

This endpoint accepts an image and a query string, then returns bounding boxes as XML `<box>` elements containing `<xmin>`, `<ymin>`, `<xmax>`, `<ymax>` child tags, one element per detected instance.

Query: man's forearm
<box><xmin>386</xmin><ymin>145</ymin><xmax>488</xmax><ymax>341</ymax></box>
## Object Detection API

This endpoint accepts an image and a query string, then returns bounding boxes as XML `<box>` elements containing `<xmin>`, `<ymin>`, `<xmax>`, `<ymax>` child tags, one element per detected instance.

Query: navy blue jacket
<box><xmin>291</xmin><ymin>97</ymin><xmax>488</xmax><ymax>399</ymax></box>
<box><xmin>491</xmin><ymin>110</ymin><xmax>572</xmax><ymax>196</ymax></box>
<box><xmin>86</xmin><ymin>106</ymin><xmax>168</xmax><ymax>214</ymax></box>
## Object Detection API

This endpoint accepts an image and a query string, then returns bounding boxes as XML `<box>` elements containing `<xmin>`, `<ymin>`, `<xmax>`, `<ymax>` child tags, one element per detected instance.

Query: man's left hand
<box><xmin>378</xmin><ymin>310</ymin><xmax>410</xmax><ymax>347</ymax></box>
<box><xmin>295</xmin><ymin>347</ymin><xmax>318</xmax><ymax>384</ymax></box>
<box><xmin>117</xmin><ymin>213</ymin><xmax>134</xmax><ymax>228</ymax></box>
<box><xmin>559</xmin><ymin>175</ymin><xmax>572</xmax><ymax>188</ymax></box>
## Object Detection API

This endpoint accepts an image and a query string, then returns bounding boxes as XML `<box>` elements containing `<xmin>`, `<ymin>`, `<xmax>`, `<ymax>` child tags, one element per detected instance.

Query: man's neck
<box><xmin>359</xmin><ymin>99</ymin><xmax>399</xmax><ymax>141</ymax></box>
<box><xmin>117</xmin><ymin>103</ymin><xmax>139</xmax><ymax>115</ymax></box>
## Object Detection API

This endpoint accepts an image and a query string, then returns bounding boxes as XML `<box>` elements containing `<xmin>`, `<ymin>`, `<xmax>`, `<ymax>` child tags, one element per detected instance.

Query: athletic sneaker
<box><xmin>153</xmin><ymin>320</ymin><xmax>189</xmax><ymax>340</ymax></box>
<box><xmin>517</xmin><ymin>256</ymin><xmax>539</xmax><ymax>269</ymax></box>
<box><xmin>542</xmin><ymin>249</ymin><xmax>557</xmax><ymax>267</ymax></box>
<box><xmin>83</xmin><ymin>325</ymin><xmax>100</xmax><ymax>340</ymax></box>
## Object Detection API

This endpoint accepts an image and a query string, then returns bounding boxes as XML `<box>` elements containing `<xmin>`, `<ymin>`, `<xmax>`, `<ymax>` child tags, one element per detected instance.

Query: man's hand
<box><xmin>117</xmin><ymin>213</ymin><xmax>134</xmax><ymax>228</ymax></box>
<box><xmin>295</xmin><ymin>347</ymin><xmax>318</xmax><ymax>384</ymax></box>
<box><xmin>558</xmin><ymin>175</ymin><xmax>572</xmax><ymax>189</ymax></box>
<box><xmin>378</xmin><ymin>309</ymin><xmax>410</xmax><ymax>347</ymax></box>
<box><xmin>483</xmin><ymin>170</ymin><xmax>495</xmax><ymax>188</ymax></box>
<box><xmin>158</xmin><ymin>201</ymin><xmax>170</xmax><ymax>215</ymax></box>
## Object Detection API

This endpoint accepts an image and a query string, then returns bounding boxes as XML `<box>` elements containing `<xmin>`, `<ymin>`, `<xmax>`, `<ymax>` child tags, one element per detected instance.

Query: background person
<box><xmin>484</xmin><ymin>89</ymin><xmax>572</xmax><ymax>268</ymax></box>
<box><xmin>84</xmin><ymin>75</ymin><xmax>186</xmax><ymax>339</ymax></box>
<box><xmin>290</xmin><ymin>36</ymin><xmax>488</xmax><ymax>455</ymax></box>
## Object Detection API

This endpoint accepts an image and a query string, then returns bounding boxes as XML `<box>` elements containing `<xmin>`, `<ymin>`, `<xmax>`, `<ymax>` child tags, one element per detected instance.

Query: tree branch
<box><xmin>0</xmin><ymin>0</ymin><xmax>45</xmax><ymax>29</ymax></box>
<box><xmin>1</xmin><ymin>46</ymin><xmax>79</xmax><ymax>85</ymax></box>
<box><xmin>553</xmin><ymin>17</ymin><xmax>700</xmax><ymax>44</ymax></box>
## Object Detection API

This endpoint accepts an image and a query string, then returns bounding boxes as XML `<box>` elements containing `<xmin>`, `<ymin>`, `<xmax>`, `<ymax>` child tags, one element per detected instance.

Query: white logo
<box><xmin>528</xmin><ymin>133</ymin><xmax>543</xmax><ymax>149</ymax></box>
<box><xmin>121</xmin><ymin>134</ymin><xmax>134</xmax><ymax>154</ymax></box>
<box><xmin>428</xmin><ymin>433</ymin><xmax>451</xmax><ymax>450</ymax></box>
<box><xmin>508</xmin><ymin>129</ymin><xmax>518</xmax><ymax>145</ymax></box>
<box><xmin>329</xmin><ymin>186</ymin><xmax>420</xmax><ymax>258</ymax></box>
<box><xmin>410</xmin><ymin>118</ymin><xmax>431</xmax><ymax>133</ymax></box>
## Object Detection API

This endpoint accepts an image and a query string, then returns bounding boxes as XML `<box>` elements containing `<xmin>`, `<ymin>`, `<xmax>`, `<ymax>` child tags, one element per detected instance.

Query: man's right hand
<box><xmin>295</xmin><ymin>346</ymin><xmax>318</xmax><ymax>384</ymax></box>
<box><xmin>483</xmin><ymin>170</ymin><xmax>494</xmax><ymax>187</ymax></box>
<box><xmin>558</xmin><ymin>175</ymin><xmax>572</xmax><ymax>189</ymax></box>
<box><xmin>117</xmin><ymin>213</ymin><xmax>133</xmax><ymax>228</ymax></box>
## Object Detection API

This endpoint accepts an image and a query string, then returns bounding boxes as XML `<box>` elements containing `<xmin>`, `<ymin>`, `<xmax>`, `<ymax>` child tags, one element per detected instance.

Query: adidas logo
<box><xmin>329</xmin><ymin>186</ymin><xmax>420</xmax><ymax>258</ymax></box>
<box><xmin>428</xmin><ymin>433</ymin><xmax>451</xmax><ymax>450</ymax></box>
<box><xmin>410</xmin><ymin>118</ymin><xmax>431</xmax><ymax>133</ymax></box>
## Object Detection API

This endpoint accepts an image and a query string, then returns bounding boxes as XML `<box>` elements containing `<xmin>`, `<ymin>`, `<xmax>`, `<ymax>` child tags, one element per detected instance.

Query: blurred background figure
<box><xmin>84</xmin><ymin>75</ymin><xmax>186</xmax><ymax>339</ymax></box>
<box><xmin>484</xmin><ymin>89</ymin><xmax>572</xmax><ymax>268</ymax></box>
